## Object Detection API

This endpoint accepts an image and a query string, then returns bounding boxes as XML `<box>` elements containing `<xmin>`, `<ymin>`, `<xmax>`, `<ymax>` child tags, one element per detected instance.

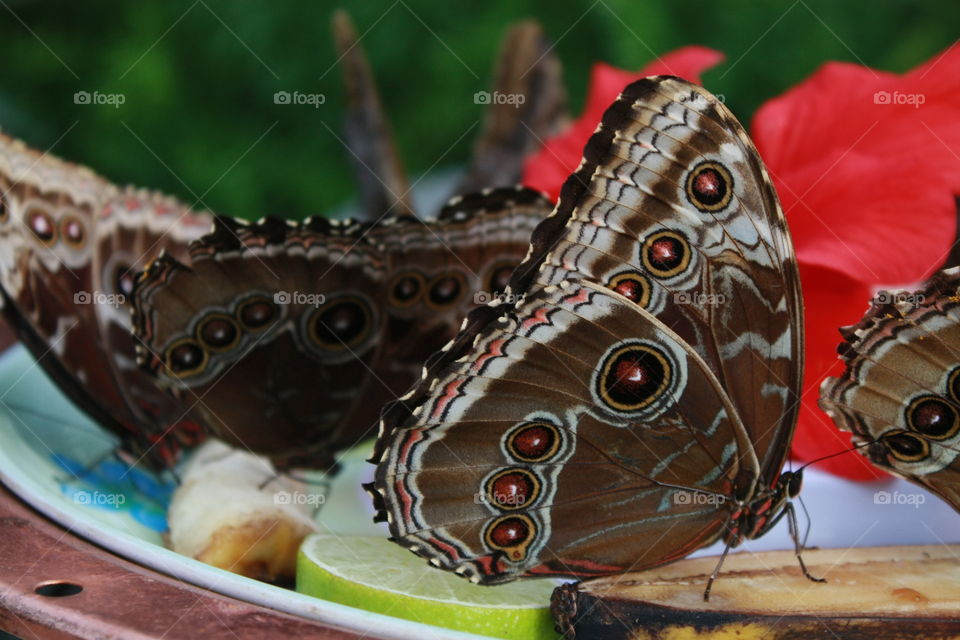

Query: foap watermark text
<box><xmin>473</xmin><ymin>290</ymin><xmax>525</xmax><ymax>305</ymax></box>
<box><xmin>74</xmin><ymin>90</ymin><xmax>126</xmax><ymax>108</ymax></box>
<box><xmin>274</xmin><ymin>91</ymin><xmax>326</xmax><ymax>108</ymax></box>
<box><xmin>274</xmin><ymin>291</ymin><xmax>326</xmax><ymax>307</ymax></box>
<box><xmin>874</xmin><ymin>490</ymin><xmax>926</xmax><ymax>508</ymax></box>
<box><xmin>74</xmin><ymin>291</ymin><xmax>125</xmax><ymax>308</ymax></box>
<box><xmin>473</xmin><ymin>90</ymin><xmax>526</xmax><ymax>108</ymax></box>
<box><xmin>873</xmin><ymin>90</ymin><xmax>925</xmax><ymax>108</ymax></box>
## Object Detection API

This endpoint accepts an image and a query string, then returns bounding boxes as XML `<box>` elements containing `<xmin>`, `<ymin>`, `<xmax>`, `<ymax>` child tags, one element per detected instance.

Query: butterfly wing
<box><xmin>369</xmin><ymin>187</ymin><xmax>550</xmax><ymax>396</ymax></box>
<box><xmin>90</xmin><ymin>189</ymin><xmax>212</xmax><ymax>464</ymax></box>
<box><xmin>332</xmin><ymin>10</ymin><xmax>416</xmax><ymax>220</ymax></box>
<box><xmin>820</xmin><ymin>268</ymin><xmax>960</xmax><ymax>512</ymax></box>
<box><xmin>373</xmin><ymin>76</ymin><xmax>801</xmax><ymax>582</ymax></box>
<box><xmin>525</xmin><ymin>76</ymin><xmax>802</xmax><ymax>480</ymax></box>
<box><xmin>133</xmin><ymin>188</ymin><xmax>552</xmax><ymax>468</ymax></box>
<box><xmin>133</xmin><ymin>216</ymin><xmax>389</xmax><ymax>468</ymax></box>
<box><xmin>375</xmin><ymin>282</ymin><xmax>757</xmax><ymax>583</ymax></box>
<box><xmin>0</xmin><ymin>134</ymin><xmax>120</xmax><ymax>426</ymax></box>
<box><xmin>456</xmin><ymin>19</ymin><xmax>568</xmax><ymax>193</ymax></box>
<box><xmin>0</xmin><ymin>133</ymin><xmax>210</xmax><ymax>467</ymax></box>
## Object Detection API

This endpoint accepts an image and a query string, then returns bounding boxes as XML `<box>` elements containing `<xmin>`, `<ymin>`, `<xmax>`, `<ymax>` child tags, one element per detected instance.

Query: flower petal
<box><xmin>753</xmin><ymin>43</ymin><xmax>960</xmax><ymax>285</ymax></box>
<box><xmin>777</xmin><ymin>152</ymin><xmax>958</xmax><ymax>284</ymax></box>
<box><xmin>790</xmin><ymin>264</ymin><xmax>886</xmax><ymax>480</ymax></box>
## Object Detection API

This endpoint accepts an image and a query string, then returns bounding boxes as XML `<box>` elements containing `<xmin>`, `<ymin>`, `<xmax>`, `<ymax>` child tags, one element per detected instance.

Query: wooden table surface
<box><xmin>0</xmin><ymin>482</ymin><xmax>384</xmax><ymax>639</ymax></box>
<box><xmin>0</xmin><ymin>324</ymin><xmax>388</xmax><ymax>639</ymax></box>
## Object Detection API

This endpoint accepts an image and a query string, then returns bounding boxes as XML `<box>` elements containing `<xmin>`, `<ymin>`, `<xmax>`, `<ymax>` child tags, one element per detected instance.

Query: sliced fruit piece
<box><xmin>297</xmin><ymin>533</ymin><xmax>559</xmax><ymax>639</ymax></box>
<box><xmin>552</xmin><ymin>545</ymin><xmax>960</xmax><ymax>639</ymax></box>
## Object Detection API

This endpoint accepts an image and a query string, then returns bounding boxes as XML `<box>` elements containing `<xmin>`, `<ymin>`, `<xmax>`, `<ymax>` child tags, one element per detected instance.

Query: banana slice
<box><xmin>167</xmin><ymin>440</ymin><xmax>319</xmax><ymax>582</ymax></box>
<box><xmin>553</xmin><ymin>545</ymin><xmax>960</xmax><ymax>639</ymax></box>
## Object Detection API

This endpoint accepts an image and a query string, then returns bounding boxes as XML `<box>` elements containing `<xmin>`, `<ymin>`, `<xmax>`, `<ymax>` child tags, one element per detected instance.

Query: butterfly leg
<box><xmin>757</xmin><ymin>500</ymin><xmax>826</xmax><ymax>584</ymax></box>
<box><xmin>703</xmin><ymin>541</ymin><xmax>732</xmax><ymax>601</ymax></box>
<box><xmin>785</xmin><ymin>501</ymin><xmax>826</xmax><ymax>585</ymax></box>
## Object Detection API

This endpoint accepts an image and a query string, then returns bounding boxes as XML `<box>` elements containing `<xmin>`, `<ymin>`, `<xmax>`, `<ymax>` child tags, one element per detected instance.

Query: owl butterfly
<box><xmin>0</xmin><ymin>12</ymin><xmax>565</xmax><ymax>472</ymax></box>
<box><xmin>128</xmin><ymin>13</ymin><xmax>565</xmax><ymax>470</ymax></box>
<box><xmin>132</xmin><ymin>187</ymin><xmax>553</xmax><ymax>470</ymax></box>
<box><xmin>371</xmin><ymin>76</ymin><xmax>814</xmax><ymax>598</ymax></box>
<box><xmin>820</xmin><ymin>267</ymin><xmax>960</xmax><ymax>513</ymax></box>
<box><xmin>0</xmin><ymin>133</ymin><xmax>212</xmax><ymax>469</ymax></box>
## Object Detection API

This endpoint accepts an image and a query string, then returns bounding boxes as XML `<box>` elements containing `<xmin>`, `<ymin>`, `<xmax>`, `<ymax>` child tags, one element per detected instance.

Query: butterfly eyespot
<box><xmin>595</xmin><ymin>342</ymin><xmax>672</xmax><ymax>414</ymax></box>
<box><xmin>25</xmin><ymin>207</ymin><xmax>56</xmax><ymax>245</ymax></box>
<box><xmin>59</xmin><ymin>215</ymin><xmax>86</xmax><ymax>248</ymax></box>
<box><xmin>237</xmin><ymin>296</ymin><xmax>277</xmax><ymax>331</ymax></box>
<box><xmin>485</xmin><ymin>468</ymin><xmax>540</xmax><ymax>511</ymax></box>
<box><xmin>947</xmin><ymin>366</ymin><xmax>960</xmax><ymax>404</ymax></box>
<box><xmin>197</xmin><ymin>314</ymin><xmax>240</xmax><ymax>352</ymax></box>
<box><xmin>883</xmin><ymin>430</ymin><xmax>930</xmax><ymax>462</ymax></box>
<box><xmin>686</xmin><ymin>161</ymin><xmax>734</xmax><ymax>212</ymax></box>
<box><xmin>607</xmin><ymin>272</ymin><xmax>651</xmax><ymax>308</ymax></box>
<box><xmin>426</xmin><ymin>271</ymin><xmax>467</xmax><ymax>310</ymax></box>
<box><xmin>484</xmin><ymin>514</ymin><xmax>536</xmax><ymax>561</ymax></box>
<box><xmin>164</xmin><ymin>339</ymin><xmax>207</xmax><ymax>378</ymax></box>
<box><xmin>388</xmin><ymin>271</ymin><xmax>425</xmax><ymax>308</ymax></box>
<box><xmin>505</xmin><ymin>421</ymin><xmax>562</xmax><ymax>463</ymax></box>
<box><xmin>906</xmin><ymin>396</ymin><xmax>959</xmax><ymax>440</ymax></box>
<box><xmin>307</xmin><ymin>296</ymin><xmax>373</xmax><ymax>351</ymax></box>
<box><xmin>486</xmin><ymin>262</ymin><xmax>516</xmax><ymax>297</ymax></box>
<box><xmin>641</xmin><ymin>230</ymin><xmax>691</xmax><ymax>279</ymax></box>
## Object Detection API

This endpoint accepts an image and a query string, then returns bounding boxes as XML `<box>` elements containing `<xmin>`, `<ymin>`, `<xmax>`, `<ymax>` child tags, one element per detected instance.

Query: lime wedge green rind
<box><xmin>297</xmin><ymin>533</ymin><xmax>559</xmax><ymax>640</ymax></box>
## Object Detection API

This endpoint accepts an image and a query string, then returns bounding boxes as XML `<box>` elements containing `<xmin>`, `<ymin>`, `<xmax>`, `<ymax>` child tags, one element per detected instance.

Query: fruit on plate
<box><xmin>552</xmin><ymin>545</ymin><xmax>960</xmax><ymax>639</ymax></box>
<box><xmin>167</xmin><ymin>440</ymin><xmax>319</xmax><ymax>582</ymax></box>
<box><xmin>297</xmin><ymin>533</ymin><xmax>559</xmax><ymax>640</ymax></box>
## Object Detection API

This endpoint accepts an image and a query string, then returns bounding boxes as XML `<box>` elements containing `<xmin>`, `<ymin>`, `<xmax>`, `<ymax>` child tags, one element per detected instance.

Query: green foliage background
<box><xmin>0</xmin><ymin>0</ymin><xmax>955</xmax><ymax>219</ymax></box>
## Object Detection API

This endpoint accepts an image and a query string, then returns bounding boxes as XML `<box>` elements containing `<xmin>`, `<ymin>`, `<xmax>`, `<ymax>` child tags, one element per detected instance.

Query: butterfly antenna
<box><xmin>796</xmin><ymin>438</ymin><xmax>877</xmax><ymax>473</ymax></box>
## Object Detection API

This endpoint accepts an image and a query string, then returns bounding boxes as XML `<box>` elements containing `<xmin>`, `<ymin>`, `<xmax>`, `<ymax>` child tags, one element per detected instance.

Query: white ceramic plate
<box><xmin>0</xmin><ymin>345</ymin><xmax>490</xmax><ymax>640</ymax></box>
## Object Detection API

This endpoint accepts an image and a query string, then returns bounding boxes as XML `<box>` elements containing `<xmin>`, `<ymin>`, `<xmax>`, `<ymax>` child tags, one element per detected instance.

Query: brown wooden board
<box><xmin>0</xmin><ymin>482</ymin><xmax>384</xmax><ymax>639</ymax></box>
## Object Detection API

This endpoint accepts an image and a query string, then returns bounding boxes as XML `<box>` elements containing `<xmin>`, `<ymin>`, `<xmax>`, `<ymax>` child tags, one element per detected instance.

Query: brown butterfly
<box><xmin>820</xmin><ymin>267</ymin><xmax>960</xmax><ymax>513</ymax></box>
<box><xmin>128</xmin><ymin>12</ymin><xmax>568</xmax><ymax>470</ymax></box>
<box><xmin>0</xmin><ymin>12</ymin><xmax>565</xmax><ymax>471</ymax></box>
<box><xmin>132</xmin><ymin>188</ymin><xmax>552</xmax><ymax>469</ymax></box>
<box><xmin>371</xmin><ymin>76</ymin><xmax>817</xmax><ymax>598</ymax></box>
<box><xmin>0</xmin><ymin>133</ymin><xmax>212</xmax><ymax>469</ymax></box>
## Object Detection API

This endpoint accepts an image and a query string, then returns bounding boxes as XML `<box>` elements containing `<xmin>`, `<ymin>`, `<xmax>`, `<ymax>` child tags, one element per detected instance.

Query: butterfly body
<box><xmin>371</xmin><ymin>76</ymin><xmax>807</xmax><ymax>588</ymax></box>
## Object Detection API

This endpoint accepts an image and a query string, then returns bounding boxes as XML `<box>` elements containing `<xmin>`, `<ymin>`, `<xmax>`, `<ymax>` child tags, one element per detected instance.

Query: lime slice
<box><xmin>297</xmin><ymin>533</ymin><xmax>559</xmax><ymax>639</ymax></box>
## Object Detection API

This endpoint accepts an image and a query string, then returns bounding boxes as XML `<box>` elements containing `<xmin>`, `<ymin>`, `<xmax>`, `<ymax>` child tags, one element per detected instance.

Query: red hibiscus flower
<box><xmin>523</xmin><ymin>44</ymin><xmax>960</xmax><ymax>480</ymax></box>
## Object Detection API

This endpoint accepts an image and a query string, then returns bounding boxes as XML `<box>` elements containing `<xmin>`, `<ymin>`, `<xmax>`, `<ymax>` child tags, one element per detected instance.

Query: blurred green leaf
<box><xmin>0</xmin><ymin>0</ymin><xmax>953</xmax><ymax>219</ymax></box>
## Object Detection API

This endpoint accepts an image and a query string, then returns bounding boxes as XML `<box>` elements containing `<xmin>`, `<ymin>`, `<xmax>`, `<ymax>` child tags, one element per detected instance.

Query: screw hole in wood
<box><xmin>34</xmin><ymin>581</ymin><xmax>83</xmax><ymax>597</ymax></box>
